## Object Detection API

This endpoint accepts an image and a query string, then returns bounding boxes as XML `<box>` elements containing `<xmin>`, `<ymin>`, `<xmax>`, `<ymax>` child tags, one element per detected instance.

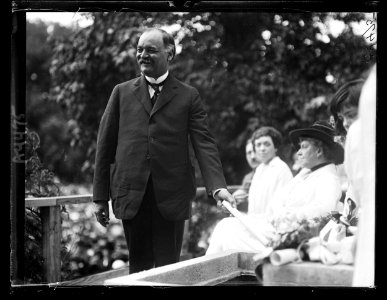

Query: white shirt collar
<box><xmin>144</xmin><ymin>71</ymin><xmax>169</xmax><ymax>84</ymax></box>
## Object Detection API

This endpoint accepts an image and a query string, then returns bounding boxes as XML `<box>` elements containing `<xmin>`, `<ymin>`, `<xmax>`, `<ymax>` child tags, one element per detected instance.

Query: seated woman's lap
<box><xmin>206</xmin><ymin>216</ymin><xmax>269</xmax><ymax>255</ymax></box>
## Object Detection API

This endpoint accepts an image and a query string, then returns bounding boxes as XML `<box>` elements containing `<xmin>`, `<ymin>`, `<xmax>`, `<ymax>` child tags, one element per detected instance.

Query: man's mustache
<box><xmin>139</xmin><ymin>59</ymin><xmax>152</xmax><ymax>64</ymax></box>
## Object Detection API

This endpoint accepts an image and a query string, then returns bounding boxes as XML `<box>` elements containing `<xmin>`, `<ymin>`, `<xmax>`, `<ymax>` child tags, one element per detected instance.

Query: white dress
<box><xmin>352</xmin><ymin>65</ymin><xmax>376</xmax><ymax>287</ymax></box>
<box><xmin>247</xmin><ymin>156</ymin><xmax>293</xmax><ymax>215</ymax></box>
<box><xmin>206</xmin><ymin>164</ymin><xmax>342</xmax><ymax>255</ymax></box>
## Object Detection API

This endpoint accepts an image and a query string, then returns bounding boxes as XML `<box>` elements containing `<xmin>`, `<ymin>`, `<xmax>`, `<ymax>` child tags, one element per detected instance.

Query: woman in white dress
<box><xmin>329</xmin><ymin>78</ymin><xmax>365</xmax><ymax>220</ymax></box>
<box><xmin>247</xmin><ymin>127</ymin><xmax>293</xmax><ymax>216</ymax></box>
<box><xmin>206</xmin><ymin>121</ymin><xmax>344</xmax><ymax>255</ymax></box>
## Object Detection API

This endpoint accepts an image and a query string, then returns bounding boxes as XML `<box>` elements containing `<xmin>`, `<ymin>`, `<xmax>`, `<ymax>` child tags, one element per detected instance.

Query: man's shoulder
<box><xmin>114</xmin><ymin>76</ymin><xmax>142</xmax><ymax>89</ymax></box>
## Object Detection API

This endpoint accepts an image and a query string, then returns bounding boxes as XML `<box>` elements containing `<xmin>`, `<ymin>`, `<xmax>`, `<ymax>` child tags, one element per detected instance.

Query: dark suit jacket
<box><xmin>93</xmin><ymin>74</ymin><xmax>227</xmax><ymax>220</ymax></box>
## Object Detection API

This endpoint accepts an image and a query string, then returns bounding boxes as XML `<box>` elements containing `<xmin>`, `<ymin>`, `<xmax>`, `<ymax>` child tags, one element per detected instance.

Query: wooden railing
<box><xmin>25</xmin><ymin>186</ymin><xmax>241</xmax><ymax>283</ymax></box>
<box><xmin>25</xmin><ymin>194</ymin><xmax>94</xmax><ymax>283</ymax></box>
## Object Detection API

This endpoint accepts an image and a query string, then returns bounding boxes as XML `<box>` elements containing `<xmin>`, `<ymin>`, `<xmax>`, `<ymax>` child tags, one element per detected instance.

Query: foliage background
<box><xmin>25</xmin><ymin>11</ymin><xmax>376</xmax><ymax>282</ymax></box>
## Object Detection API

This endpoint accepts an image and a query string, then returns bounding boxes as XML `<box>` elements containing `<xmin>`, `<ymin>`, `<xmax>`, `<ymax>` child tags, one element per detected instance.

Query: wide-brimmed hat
<box><xmin>289</xmin><ymin>120</ymin><xmax>344</xmax><ymax>165</ymax></box>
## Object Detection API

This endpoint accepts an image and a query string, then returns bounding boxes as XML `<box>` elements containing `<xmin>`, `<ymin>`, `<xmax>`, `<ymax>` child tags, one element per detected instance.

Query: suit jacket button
<box><xmin>146</xmin><ymin>154</ymin><xmax>151</xmax><ymax>160</ymax></box>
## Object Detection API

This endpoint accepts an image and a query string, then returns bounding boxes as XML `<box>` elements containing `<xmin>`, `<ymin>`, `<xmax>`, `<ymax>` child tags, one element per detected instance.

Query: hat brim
<box><xmin>289</xmin><ymin>128</ymin><xmax>344</xmax><ymax>165</ymax></box>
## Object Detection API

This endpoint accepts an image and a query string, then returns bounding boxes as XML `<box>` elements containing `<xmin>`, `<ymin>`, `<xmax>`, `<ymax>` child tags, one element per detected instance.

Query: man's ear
<box><xmin>167</xmin><ymin>49</ymin><xmax>174</xmax><ymax>62</ymax></box>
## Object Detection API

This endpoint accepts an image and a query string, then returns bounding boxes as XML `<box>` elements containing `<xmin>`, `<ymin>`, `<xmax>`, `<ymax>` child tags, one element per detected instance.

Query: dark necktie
<box><xmin>147</xmin><ymin>81</ymin><xmax>164</xmax><ymax>107</ymax></box>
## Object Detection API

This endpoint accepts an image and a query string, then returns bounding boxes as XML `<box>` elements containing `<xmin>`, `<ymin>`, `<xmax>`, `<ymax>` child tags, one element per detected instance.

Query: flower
<box><xmin>267</xmin><ymin>213</ymin><xmax>333</xmax><ymax>250</ymax></box>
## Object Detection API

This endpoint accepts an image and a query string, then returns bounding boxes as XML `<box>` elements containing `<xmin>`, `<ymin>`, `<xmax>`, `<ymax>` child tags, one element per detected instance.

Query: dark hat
<box><xmin>289</xmin><ymin>120</ymin><xmax>344</xmax><ymax>165</ymax></box>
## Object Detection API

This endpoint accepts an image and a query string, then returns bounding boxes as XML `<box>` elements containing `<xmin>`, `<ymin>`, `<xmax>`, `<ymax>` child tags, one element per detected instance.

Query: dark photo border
<box><xmin>10</xmin><ymin>0</ymin><xmax>382</xmax><ymax>297</ymax></box>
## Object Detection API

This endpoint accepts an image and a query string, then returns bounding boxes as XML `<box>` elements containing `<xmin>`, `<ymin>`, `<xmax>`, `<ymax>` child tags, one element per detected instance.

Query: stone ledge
<box><xmin>104</xmin><ymin>251</ymin><xmax>257</xmax><ymax>286</ymax></box>
<box><xmin>262</xmin><ymin>261</ymin><xmax>354</xmax><ymax>286</ymax></box>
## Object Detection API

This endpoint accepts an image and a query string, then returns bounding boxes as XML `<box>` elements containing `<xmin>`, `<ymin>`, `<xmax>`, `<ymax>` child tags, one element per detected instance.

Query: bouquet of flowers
<box><xmin>267</xmin><ymin>213</ymin><xmax>333</xmax><ymax>251</ymax></box>
<box><xmin>254</xmin><ymin>209</ymin><xmax>358</xmax><ymax>267</ymax></box>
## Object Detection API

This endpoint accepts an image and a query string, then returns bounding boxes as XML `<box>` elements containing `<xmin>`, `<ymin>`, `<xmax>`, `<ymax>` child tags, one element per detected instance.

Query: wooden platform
<box><xmin>59</xmin><ymin>253</ymin><xmax>193</xmax><ymax>286</ymax></box>
<box><xmin>58</xmin><ymin>251</ymin><xmax>354</xmax><ymax>286</ymax></box>
<box><xmin>104</xmin><ymin>251</ymin><xmax>257</xmax><ymax>286</ymax></box>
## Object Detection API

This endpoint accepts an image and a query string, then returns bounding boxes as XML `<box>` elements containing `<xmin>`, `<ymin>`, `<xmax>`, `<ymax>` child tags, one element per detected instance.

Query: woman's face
<box><xmin>340</xmin><ymin>106</ymin><xmax>358</xmax><ymax>131</ymax></box>
<box><xmin>254</xmin><ymin>136</ymin><xmax>277</xmax><ymax>164</ymax></box>
<box><xmin>296</xmin><ymin>139</ymin><xmax>320</xmax><ymax>169</ymax></box>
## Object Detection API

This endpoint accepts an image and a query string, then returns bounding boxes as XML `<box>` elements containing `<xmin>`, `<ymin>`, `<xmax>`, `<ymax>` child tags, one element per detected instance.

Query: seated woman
<box><xmin>328</xmin><ymin>79</ymin><xmax>365</xmax><ymax>223</ymax></box>
<box><xmin>206</xmin><ymin>120</ymin><xmax>344</xmax><ymax>255</ymax></box>
<box><xmin>247</xmin><ymin>126</ymin><xmax>293</xmax><ymax>215</ymax></box>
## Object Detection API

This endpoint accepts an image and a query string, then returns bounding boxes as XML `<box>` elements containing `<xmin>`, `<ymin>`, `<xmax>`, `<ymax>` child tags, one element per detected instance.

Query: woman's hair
<box><xmin>329</xmin><ymin>79</ymin><xmax>365</xmax><ymax>135</ymax></box>
<box><xmin>251</xmin><ymin>126</ymin><xmax>283</xmax><ymax>150</ymax></box>
<box><xmin>245</xmin><ymin>137</ymin><xmax>253</xmax><ymax>146</ymax></box>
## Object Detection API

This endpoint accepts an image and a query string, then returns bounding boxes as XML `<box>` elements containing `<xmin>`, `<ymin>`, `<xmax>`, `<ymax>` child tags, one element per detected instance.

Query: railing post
<box><xmin>40</xmin><ymin>205</ymin><xmax>61</xmax><ymax>283</ymax></box>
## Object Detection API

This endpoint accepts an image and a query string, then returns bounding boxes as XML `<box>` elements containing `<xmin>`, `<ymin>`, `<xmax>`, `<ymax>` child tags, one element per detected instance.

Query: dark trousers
<box><xmin>122</xmin><ymin>176</ymin><xmax>185</xmax><ymax>274</ymax></box>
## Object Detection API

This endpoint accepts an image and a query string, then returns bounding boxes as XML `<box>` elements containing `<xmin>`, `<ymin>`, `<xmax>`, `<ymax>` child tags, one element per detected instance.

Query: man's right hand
<box><xmin>214</xmin><ymin>189</ymin><xmax>237</xmax><ymax>214</ymax></box>
<box><xmin>94</xmin><ymin>201</ymin><xmax>110</xmax><ymax>227</ymax></box>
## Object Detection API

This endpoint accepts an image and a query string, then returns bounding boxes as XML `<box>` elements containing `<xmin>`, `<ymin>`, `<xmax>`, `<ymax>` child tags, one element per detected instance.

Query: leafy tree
<box><xmin>173</xmin><ymin>12</ymin><xmax>375</xmax><ymax>182</ymax></box>
<box><xmin>26</xmin><ymin>20</ymin><xmax>84</xmax><ymax>183</ymax></box>
<box><xmin>49</xmin><ymin>13</ymin><xmax>143</xmax><ymax>182</ymax></box>
<box><xmin>49</xmin><ymin>12</ymin><xmax>375</xmax><ymax>185</ymax></box>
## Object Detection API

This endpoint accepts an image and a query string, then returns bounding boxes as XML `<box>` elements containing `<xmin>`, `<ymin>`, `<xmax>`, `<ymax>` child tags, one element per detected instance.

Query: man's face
<box><xmin>136</xmin><ymin>30</ymin><xmax>171</xmax><ymax>79</ymax></box>
<box><xmin>245</xmin><ymin>142</ymin><xmax>259</xmax><ymax>169</ymax></box>
<box><xmin>296</xmin><ymin>139</ymin><xmax>320</xmax><ymax>169</ymax></box>
<box><xmin>254</xmin><ymin>136</ymin><xmax>277</xmax><ymax>164</ymax></box>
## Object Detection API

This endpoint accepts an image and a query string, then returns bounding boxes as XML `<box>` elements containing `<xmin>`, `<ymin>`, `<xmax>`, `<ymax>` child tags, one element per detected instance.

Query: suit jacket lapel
<box><xmin>151</xmin><ymin>74</ymin><xmax>178</xmax><ymax>117</ymax></box>
<box><xmin>133</xmin><ymin>75</ymin><xmax>152</xmax><ymax>115</ymax></box>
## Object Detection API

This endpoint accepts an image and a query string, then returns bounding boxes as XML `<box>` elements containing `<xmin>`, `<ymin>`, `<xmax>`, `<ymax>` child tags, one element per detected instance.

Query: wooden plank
<box><xmin>24</xmin><ymin>186</ymin><xmax>240</xmax><ymax>208</ymax></box>
<box><xmin>56</xmin><ymin>194</ymin><xmax>93</xmax><ymax>206</ymax></box>
<box><xmin>104</xmin><ymin>251</ymin><xmax>255</xmax><ymax>286</ymax></box>
<box><xmin>25</xmin><ymin>198</ymin><xmax>57</xmax><ymax>207</ymax></box>
<box><xmin>41</xmin><ymin>206</ymin><xmax>62</xmax><ymax>283</ymax></box>
<box><xmin>59</xmin><ymin>245</ymin><xmax>200</xmax><ymax>286</ymax></box>
<box><xmin>60</xmin><ymin>267</ymin><xmax>129</xmax><ymax>286</ymax></box>
<box><xmin>25</xmin><ymin>194</ymin><xmax>93</xmax><ymax>207</ymax></box>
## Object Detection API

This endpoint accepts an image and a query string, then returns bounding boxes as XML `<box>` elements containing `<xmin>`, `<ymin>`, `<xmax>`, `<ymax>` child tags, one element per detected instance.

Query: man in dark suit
<box><xmin>93</xmin><ymin>27</ymin><xmax>235</xmax><ymax>274</ymax></box>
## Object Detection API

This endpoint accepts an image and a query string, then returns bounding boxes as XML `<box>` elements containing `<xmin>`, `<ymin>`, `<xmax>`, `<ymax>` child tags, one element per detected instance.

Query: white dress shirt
<box><xmin>144</xmin><ymin>71</ymin><xmax>169</xmax><ymax>98</ymax></box>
